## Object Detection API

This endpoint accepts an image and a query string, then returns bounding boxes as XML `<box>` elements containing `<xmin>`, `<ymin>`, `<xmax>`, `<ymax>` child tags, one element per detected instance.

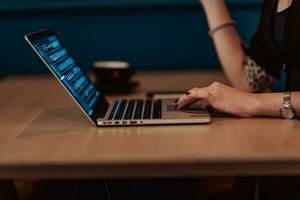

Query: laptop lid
<box><xmin>25</xmin><ymin>29</ymin><xmax>109</xmax><ymax>125</ymax></box>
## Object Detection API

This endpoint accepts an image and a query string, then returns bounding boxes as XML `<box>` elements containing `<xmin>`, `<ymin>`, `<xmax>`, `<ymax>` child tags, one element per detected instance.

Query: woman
<box><xmin>178</xmin><ymin>0</ymin><xmax>300</xmax><ymax>199</ymax></box>
<box><xmin>177</xmin><ymin>0</ymin><xmax>300</xmax><ymax>119</ymax></box>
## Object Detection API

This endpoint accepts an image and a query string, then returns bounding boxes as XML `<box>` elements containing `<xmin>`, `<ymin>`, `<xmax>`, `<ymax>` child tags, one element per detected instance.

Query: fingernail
<box><xmin>185</xmin><ymin>92</ymin><xmax>190</xmax><ymax>95</ymax></box>
<box><xmin>174</xmin><ymin>98</ymin><xmax>179</xmax><ymax>103</ymax></box>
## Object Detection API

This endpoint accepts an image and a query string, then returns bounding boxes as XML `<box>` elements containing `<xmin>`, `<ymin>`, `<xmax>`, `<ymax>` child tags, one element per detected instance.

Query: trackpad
<box><xmin>167</xmin><ymin>105</ymin><xmax>177</xmax><ymax>111</ymax></box>
<box><xmin>167</xmin><ymin>103</ymin><xmax>207</xmax><ymax>114</ymax></box>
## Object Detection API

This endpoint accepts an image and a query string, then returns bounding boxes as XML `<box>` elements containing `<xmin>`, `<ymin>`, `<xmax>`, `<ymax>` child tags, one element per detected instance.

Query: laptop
<box><xmin>25</xmin><ymin>29</ymin><xmax>211</xmax><ymax>127</ymax></box>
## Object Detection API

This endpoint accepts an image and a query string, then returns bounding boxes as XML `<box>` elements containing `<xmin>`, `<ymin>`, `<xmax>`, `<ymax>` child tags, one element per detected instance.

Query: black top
<box><xmin>274</xmin><ymin>8</ymin><xmax>290</xmax><ymax>55</ymax></box>
<box><xmin>243</xmin><ymin>0</ymin><xmax>300</xmax><ymax>91</ymax></box>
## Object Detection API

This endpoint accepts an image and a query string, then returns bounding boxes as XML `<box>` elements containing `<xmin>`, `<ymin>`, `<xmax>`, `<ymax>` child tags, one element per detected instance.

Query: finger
<box><xmin>177</xmin><ymin>88</ymin><xmax>210</xmax><ymax>109</ymax></box>
<box><xmin>176</xmin><ymin>94</ymin><xmax>191</xmax><ymax>105</ymax></box>
<box><xmin>200</xmin><ymin>99</ymin><xmax>211</xmax><ymax>108</ymax></box>
<box><xmin>177</xmin><ymin>97</ymin><xmax>198</xmax><ymax>109</ymax></box>
<box><xmin>177</xmin><ymin>87</ymin><xmax>209</xmax><ymax>104</ymax></box>
<box><xmin>176</xmin><ymin>91</ymin><xmax>197</xmax><ymax>107</ymax></box>
<box><xmin>185</xmin><ymin>88</ymin><xmax>210</xmax><ymax>99</ymax></box>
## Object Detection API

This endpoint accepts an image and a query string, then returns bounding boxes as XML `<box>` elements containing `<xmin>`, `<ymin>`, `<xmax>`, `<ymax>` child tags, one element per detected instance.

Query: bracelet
<box><xmin>208</xmin><ymin>21</ymin><xmax>236</xmax><ymax>37</ymax></box>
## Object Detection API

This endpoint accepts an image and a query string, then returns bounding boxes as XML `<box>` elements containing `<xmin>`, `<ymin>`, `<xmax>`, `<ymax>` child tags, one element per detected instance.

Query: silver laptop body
<box><xmin>98</xmin><ymin>98</ymin><xmax>210</xmax><ymax>126</ymax></box>
<box><xmin>25</xmin><ymin>29</ymin><xmax>211</xmax><ymax>127</ymax></box>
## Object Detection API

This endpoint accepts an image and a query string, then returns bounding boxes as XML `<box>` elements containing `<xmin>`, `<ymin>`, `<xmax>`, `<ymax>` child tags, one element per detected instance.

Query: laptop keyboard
<box><xmin>109</xmin><ymin>99</ymin><xmax>162</xmax><ymax>120</ymax></box>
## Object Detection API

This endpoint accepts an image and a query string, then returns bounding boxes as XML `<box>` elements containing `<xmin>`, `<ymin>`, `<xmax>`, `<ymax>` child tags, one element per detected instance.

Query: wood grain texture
<box><xmin>0</xmin><ymin>71</ymin><xmax>300</xmax><ymax>179</ymax></box>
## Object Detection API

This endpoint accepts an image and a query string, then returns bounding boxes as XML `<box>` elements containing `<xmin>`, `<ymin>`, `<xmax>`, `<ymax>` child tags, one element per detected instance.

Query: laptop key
<box><xmin>152</xmin><ymin>100</ymin><xmax>162</xmax><ymax>119</ymax></box>
<box><xmin>143</xmin><ymin>100</ymin><xmax>152</xmax><ymax>119</ymax></box>
<box><xmin>133</xmin><ymin>100</ymin><xmax>144</xmax><ymax>119</ymax></box>
<box><xmin>109</xmin><ymin>100</ymin><xmax>120</xmax><ymax>120</ymax></box>
<box><xmin>114</xmin><ymin>100</ymin><xmax>127</xmax><ymax>120</ymax></box>
<box><xmin>124</xmin><ymin>100</ymin><xmax>135</xmax><ymax>120</ymax></box>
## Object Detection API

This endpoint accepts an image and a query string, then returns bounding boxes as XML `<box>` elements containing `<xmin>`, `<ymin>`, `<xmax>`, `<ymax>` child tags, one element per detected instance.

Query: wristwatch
<box><xmin>280</xmin><ymin>91</ymin><xmax>295</xmax><ymax>119</ymax></box>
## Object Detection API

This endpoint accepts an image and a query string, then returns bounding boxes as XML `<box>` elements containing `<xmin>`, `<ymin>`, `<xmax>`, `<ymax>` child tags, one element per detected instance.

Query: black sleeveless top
<box><xmin>243</xmin><ymin>0</ymin><xmax>300</xmax><ymax>91</ymax></box>
<box><xmin>274</xmin><ymin>8</ymin><xmax>289</xmax><ymax>55</ymax></box>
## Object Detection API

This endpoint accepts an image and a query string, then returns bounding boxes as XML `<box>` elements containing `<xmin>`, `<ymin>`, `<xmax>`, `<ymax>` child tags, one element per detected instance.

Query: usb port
<box><xmin>130</xmin><ymin>121</ymin><xmax>137</xmax><ymax>124</ymax></box>
<box><xmin>122</xmin><ymin>121</ymin><xmax>127</xmax><ymax>124</ymax></box>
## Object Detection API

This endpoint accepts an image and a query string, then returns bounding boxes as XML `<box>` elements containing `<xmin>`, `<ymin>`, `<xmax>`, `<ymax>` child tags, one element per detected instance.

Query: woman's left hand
<box><xmin>176</xmin><ymin>82</ymin><xmax>260</xmax><ymax>117</ymax></box>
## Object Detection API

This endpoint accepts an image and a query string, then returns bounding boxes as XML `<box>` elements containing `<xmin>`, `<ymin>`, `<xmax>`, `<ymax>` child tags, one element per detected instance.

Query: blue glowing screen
<box><xmin>33</xmin><ymin>35</ymin><xmax>100</xmax><ymax>116</ymax></box>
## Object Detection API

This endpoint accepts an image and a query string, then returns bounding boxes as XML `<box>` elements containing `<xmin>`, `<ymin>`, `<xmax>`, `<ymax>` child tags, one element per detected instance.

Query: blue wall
<box><xmin>0</xmin><ymin>0</ymin><xmax>262</xmax><ymax>76</ymax></box>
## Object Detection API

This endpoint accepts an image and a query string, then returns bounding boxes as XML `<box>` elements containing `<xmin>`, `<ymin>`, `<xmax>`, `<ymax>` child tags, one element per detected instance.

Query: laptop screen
<box><xmin>28</xmin><ymin>31</ymin><xmax>101</xmax><ymax>117</ymax></box>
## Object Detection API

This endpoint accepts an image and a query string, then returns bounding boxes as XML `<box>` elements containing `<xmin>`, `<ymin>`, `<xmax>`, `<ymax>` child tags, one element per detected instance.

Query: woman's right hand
<box><xmin>176</xmin><ymin>82</ymin><xmax>259</xmax><ymax>118</ymax></box>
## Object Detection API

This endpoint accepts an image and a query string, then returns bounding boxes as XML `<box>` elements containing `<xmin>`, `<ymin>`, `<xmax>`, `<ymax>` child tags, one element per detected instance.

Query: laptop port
<box><xmin>122</xmin><ymin>121</ymin><xmax>127</xmax><ymax>124</ymax></box>
<box><xmin>115</xmin><ymin>121</ymin><xmax>119</xmax><ymax>125</ymax></box>
<box><xmin>130</xmin><ymin>121</ymin><xmax>137</xmax><ymax>124</ymax></box>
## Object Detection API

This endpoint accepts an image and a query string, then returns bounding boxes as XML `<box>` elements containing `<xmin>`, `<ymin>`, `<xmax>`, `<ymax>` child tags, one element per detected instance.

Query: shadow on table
<box><xmin>19</xmin><ymin>107</ymin><xmax>91</xmax><ymax>138</ymax></box>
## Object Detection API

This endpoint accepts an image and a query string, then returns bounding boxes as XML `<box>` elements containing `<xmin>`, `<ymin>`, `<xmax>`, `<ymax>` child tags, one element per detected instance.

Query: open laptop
<box><xmin>25</xmin><ymin>29</ymin><xmax>211</xmax><ymax>127</ymax></box>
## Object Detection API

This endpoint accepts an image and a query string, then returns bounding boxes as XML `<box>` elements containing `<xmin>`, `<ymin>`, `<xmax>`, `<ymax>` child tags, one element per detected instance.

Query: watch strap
<box><xmin>281</xmin><ymin>91</ymin><xmax>295</xmax><ymax>119</ymax></box>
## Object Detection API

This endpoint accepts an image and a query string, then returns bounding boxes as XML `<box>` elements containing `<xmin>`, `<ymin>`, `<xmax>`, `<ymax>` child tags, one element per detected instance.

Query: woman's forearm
<box><xmin>254</xmin><ymin>92</ymin><xmax>300</xmax><ymax>117</ymax></box>
<box><xmin>201</xmin><ymin>0</ymin><xmax>232</xmax><ymax>29</ymax></box>
<box><xmin>200</xmin><ymin>0</ymin><xmax>252</xmax><ymax>92</ymax></box>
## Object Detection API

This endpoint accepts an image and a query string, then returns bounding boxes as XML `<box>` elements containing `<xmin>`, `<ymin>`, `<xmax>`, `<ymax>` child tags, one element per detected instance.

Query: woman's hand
<box><xmin>176</xmin><ymin>82</ymin><xmax>260</xmax><ymax>117</ymax></box>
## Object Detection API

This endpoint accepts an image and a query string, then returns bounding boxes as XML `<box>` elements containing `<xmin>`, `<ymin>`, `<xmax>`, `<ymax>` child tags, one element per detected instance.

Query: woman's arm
<box><xmin>200</xmin><ymin>0</ymin><xmax>252</xmax><ymax>92</ymax></box>
<box><xmin>256</xmin><ymin>92</ymin><xmax>300</xmax><ymax>117</ymax></box>
<box><xmin>176</xmin><ymin>82</ymin><xmax>300</xmax><ymax>118</ymax></box>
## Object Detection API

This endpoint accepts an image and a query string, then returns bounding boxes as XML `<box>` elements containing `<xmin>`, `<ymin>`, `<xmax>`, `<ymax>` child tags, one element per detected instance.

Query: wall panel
<box><xmin>0</xmin><ymin>0</ymin><xmax>262</xmax><ymax>76</ymax></box>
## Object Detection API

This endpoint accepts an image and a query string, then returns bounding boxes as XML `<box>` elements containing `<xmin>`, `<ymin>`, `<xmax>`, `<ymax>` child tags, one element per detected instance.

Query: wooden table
<box><xmin>0</xmin><ymin>71</ymin><xmax>300</xmax><ymax>179</ymax></box>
